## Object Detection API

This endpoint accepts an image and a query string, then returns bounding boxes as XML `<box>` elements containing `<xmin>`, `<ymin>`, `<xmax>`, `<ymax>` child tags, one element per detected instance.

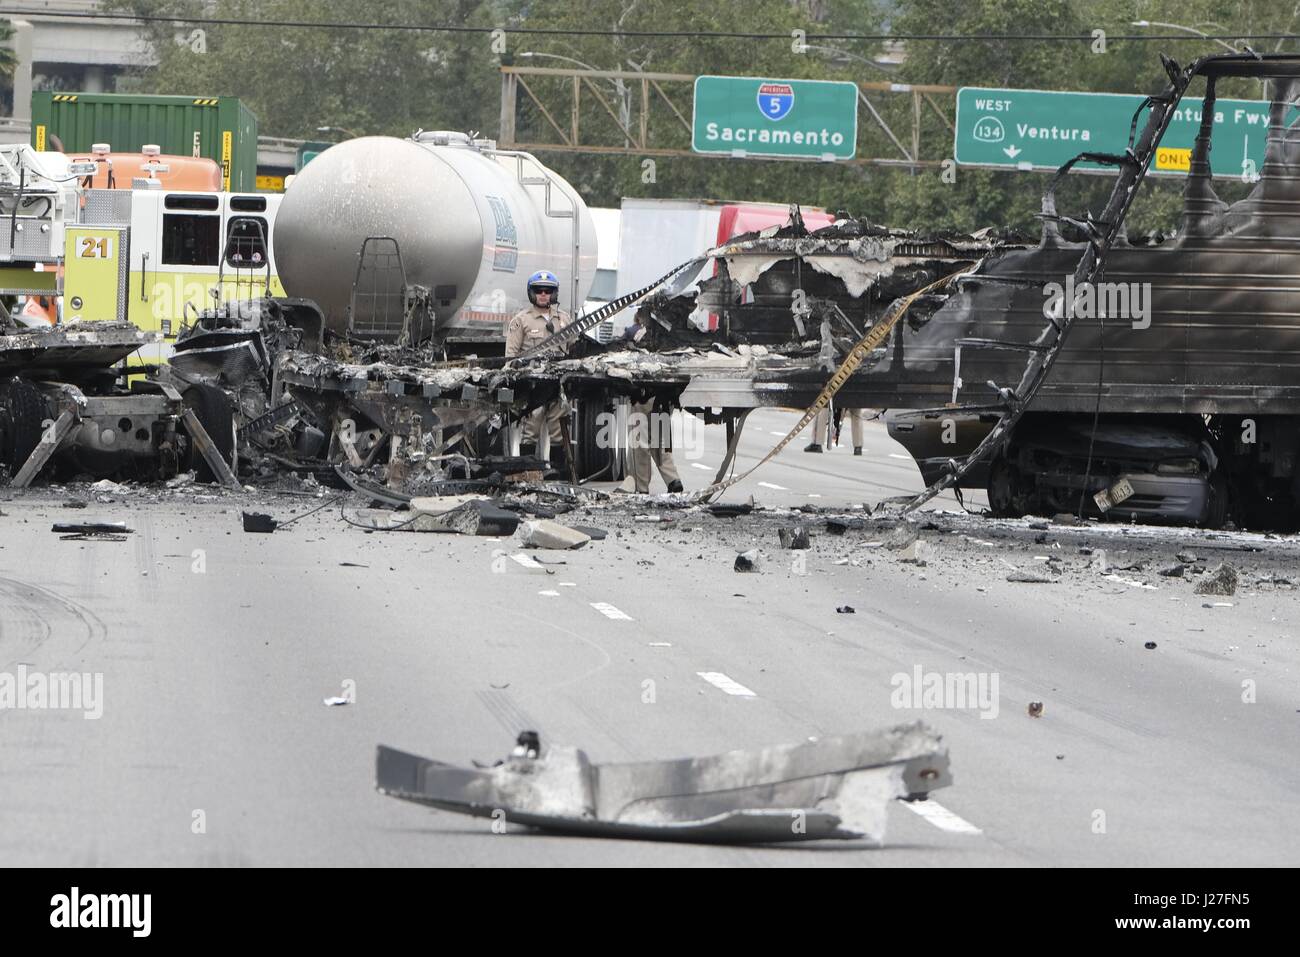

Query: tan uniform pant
<box><xmin>810</xmin><ymin>408</ymin><xmax>864</xmax><ymax>447</ymax></box>
<box><xmin>522</xmin><ymin>401</ymin><xmax>568</xmax><ymax>460</ymax></box>
<box><xmin>629</xmin><ymin>398</ymin><xmax>681</xmax><ymax>493</ymax></box>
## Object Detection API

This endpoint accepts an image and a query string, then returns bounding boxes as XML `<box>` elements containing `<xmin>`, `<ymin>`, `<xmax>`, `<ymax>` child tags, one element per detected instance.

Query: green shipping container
<box><xmin>30</xmin><ymin>92</ymin><xmax>259</xmax><ymax>192</ymax></box>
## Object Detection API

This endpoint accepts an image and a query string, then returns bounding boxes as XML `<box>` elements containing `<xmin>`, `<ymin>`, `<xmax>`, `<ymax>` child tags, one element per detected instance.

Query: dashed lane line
<box><xmin>696</xmin><ymin>672</ymin><xmax>756</xmax><ymax>697</ymax></box>
<box><xmin>902</xmin><ymin>799</ymin><xmax>983</xmax><ymax>835</ymax></box>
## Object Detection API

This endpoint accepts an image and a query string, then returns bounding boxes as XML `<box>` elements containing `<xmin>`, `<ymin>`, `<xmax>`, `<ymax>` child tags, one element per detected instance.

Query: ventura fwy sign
<box><xmin>692</xmin><ymin>75</ymin><xmax>858</xmax><ymax>161</ymax></box>
<box><xmin>955</xmin><ymin>86</ymin><xmax>1300</xmax><ymax>177</ymax></box>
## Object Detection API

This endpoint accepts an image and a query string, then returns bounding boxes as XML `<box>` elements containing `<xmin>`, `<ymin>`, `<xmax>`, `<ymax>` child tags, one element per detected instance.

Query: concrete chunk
<box><xmin>520</xmin><ymin>520</ymin><xmax>590</xmax><ymax>550</ymax></box>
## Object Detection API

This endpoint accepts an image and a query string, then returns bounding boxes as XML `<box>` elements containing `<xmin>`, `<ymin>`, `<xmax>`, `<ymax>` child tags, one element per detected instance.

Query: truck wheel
<box><xmin>183</xmin><ymin>384</ymin><xmax>235</xmax><ymax>483</ymax></box>
<box><xmin>575</xmin><ymin>396</ymin><xmax>613</xmax><ymax>482</ymax></box>
<box><xmin>986</xmin><ymin>456</ymin><xmax>1024</xmax><ymax>518</ymax></box>
<box><xmin>0</xmin><ymin>378</ymin><xmax>47</xmax><ymax>476</ymax></box>
<box><xmin>1203</xmin><ymin>471</ymin><xmax>1229</xmax><ymax>529</ymax></box>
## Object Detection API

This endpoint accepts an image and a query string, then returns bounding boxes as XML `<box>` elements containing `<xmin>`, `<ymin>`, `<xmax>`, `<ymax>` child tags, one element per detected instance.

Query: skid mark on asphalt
<box><xmin>697</xmin><ymin>672</ymin><xmax>756</xmax><ymax>697</ymax></box>
<box><xmin>902</xmin><ymin>799</ymin><xmax>983</xmax><ymax>835</ymax></box>
<box><xmin>0</xmin><ymin>577</ymin><xmax>108</xmax><ymax>666</ymax></box>
<box><xmin>477</xmin><ymin>688</ymin><xmax>542</xmax><ymax>738</ymax></box>
<box><xmin>496</xmin><ymin>608</ymin><xmax>615</xmax><ymax>694</ymax></box>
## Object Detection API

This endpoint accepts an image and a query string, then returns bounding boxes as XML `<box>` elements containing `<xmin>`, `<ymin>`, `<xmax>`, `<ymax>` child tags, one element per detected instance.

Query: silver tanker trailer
<box><xmin>273</xmin><ymin>131</ymin><xmax>598</xmax><ymax>350</ymax></box>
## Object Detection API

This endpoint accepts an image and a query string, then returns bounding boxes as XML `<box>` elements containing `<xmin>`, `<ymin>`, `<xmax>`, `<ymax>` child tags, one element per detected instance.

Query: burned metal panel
<box><xmin>0</xmin><ymin>321</ymin><xmax>155</xmax><ymax>379</ymax></box>
<box><xmin>376</xmin><ymin>723</ymin><xmax>950</xmax><ymax>844</ymax></box>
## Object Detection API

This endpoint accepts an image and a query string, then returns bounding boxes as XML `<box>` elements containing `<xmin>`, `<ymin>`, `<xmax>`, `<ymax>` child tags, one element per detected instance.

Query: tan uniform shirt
<box><xmin>505</xmin><ymin>305</ymin><xmax>571</xmax><ymax>358</ymax></box>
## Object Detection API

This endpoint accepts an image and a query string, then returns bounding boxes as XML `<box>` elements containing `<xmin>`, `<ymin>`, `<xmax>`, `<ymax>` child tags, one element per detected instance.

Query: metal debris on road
<box><xmin>376</xmin><ymin>723</ymin><xmax>951</xmax><ymax>844</ymax></box>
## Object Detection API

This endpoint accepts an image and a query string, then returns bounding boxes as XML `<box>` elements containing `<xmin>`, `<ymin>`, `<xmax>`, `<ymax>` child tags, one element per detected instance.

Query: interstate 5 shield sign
<box><xmin>693</xmin><ymin>75</ymin><xmax>858</xmax><ymax>161</ymax></box>
<box><xmin>758</xmin><ymin>82</ymin><xmax>795</xmax><ymax>120</ymax></box>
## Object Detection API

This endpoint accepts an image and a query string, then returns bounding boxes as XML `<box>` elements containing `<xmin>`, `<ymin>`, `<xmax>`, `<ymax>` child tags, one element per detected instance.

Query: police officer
<box><xmin>628</xmin><ymin>392</ymin><xmax>684</xmax><ymax>494</ymax></box>
<box><xmin>804</xmin><ymin>405</ymin><xmax>864</xmax><ymax>455</ymax></box>
<box><xmin>506</xmin><ymin>270</ymin><xmax>571</xmax><ymax>463</ymax></box>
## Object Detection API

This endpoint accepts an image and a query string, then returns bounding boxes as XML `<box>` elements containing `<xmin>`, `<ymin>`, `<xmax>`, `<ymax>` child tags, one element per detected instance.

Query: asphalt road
<box><xmin>1</xmin><ymin>410</ymin><xmax>1295</xmax><ymax>866</ymax></box>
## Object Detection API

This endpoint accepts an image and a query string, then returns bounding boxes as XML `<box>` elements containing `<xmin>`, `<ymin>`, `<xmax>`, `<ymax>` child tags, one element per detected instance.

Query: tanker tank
<box><xmin>272</xmin><ymin>132</ymin><xmax>597</xmax><ymax>346</ymax></box>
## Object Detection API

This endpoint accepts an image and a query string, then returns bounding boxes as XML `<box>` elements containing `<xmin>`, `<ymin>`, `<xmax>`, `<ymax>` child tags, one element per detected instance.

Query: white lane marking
<box><xmin>691</xmin><ymin>463</ymin><xmax>713</xmax><ymax>470</ymax></box>
<box><xmin>697</xmin><ymin>671</ymin><xmax>756</xmax><ymax>697</ymax></box>
<box><xmin>538</xmin><ymin>590</ymin><xmax>560</xmax><ymax>597</ymax></box>
<box><xmin>757</xmin><ymin>481</ymin><xmax>787</xmax><ymax>490</ymax></box>
<box><xmin>559</xmin><ymin>582</ymin><xmax>577</xmax><ymax>587</ymax></box>
<box><xmin>888</xmin><ymin>453</ymin><xmax>911</xmax><ymax>460</ymax></box>
<box><xmin>808</xmin><ymin>493</ymin><xmax>821</xmax><ymax>498</ymax></box>
<box><xmin>648</xmin><ymin>642</ymin><xmax>673</xmax><ymax>647</ymax></box>
<box><xmin>902</xmin><ymin>799</ymin><xmax>983</xmax><ymax>835</ymax></box>
<box><xmin>511</xmin><ymin>553</ymin><xmax>545</xmax><ymax>569</ymax></box>
<box><xmin>591</xmin><ymin>602</ymin><xmax>633</xmax><ymax>621</ymax></box>
<box><xmin>769</xmin><ymin>430</ymin><xmax>786</xmax><ymax>436</ymax></box>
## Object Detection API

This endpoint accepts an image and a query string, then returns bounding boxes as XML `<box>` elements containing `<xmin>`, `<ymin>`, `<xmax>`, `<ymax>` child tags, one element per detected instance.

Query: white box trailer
<box><xmin>613</xmin><ymin>198</ymin><xmax>835</xmax><ymax>334</ymax></box>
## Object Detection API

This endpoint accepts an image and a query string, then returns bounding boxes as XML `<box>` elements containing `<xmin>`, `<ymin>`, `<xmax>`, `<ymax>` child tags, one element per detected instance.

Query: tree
<box><xmin>110</xmin><ymin>0</ymin><xmax>505</xmax><ymax>139</ymax></box>
<box><xmin>0</xmin><ymin>19</ymin><xmax>18</xmax><ymax>78</ymax></box>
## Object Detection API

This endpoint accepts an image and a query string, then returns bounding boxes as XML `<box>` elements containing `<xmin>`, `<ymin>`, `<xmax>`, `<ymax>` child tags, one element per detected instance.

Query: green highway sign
<box><xmin>955</xmin><ymin>86</ymin><xmax>1299</xmax><ymax>177</ymax></box>
<box><xmin>296</xmin><ymin>140</ymin><xmax>334</xmax><ymax>171</ymax></box>
<box><xmin>692</xmin><ymin>75</ymin><xmax>858</xmax><ymax>161</ymax></box>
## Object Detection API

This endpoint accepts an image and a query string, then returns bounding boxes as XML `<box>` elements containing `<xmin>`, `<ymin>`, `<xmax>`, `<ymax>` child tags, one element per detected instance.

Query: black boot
<box><xmin>804</xmin><ymin>443</ymin><xmax>823</xmax><ymax>453</ymax></box>
<box><xmin>666</xmin><ymin>479</ymin><xmax>684</xmax><ymax>493</ymax></box>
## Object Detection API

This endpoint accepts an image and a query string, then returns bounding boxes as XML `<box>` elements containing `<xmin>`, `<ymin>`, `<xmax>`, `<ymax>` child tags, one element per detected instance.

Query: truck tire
<box><xmin>575</xmin><ymin>396</ymin><xmax>616</xmax><ymax>482</ymax></box>
<box><xmin>183</xmin><ymin>384</ymin><xmax>235</xmax><ymax>483</ymax></box>
<box><xmin>986</xmin><ymin>456</ymin><xmax>1025</xmax><ymax>518</ymax></box>
<box><xmin>0</xmin><ymin>378</ymin><xmax>47</xmax><ymax>477</ymax></box>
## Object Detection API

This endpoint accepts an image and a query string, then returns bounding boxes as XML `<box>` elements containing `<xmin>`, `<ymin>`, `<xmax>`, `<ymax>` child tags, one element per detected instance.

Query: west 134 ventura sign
<box><xmin>693</xmin><ymin>75</ymin><xmax>858</xmax><ymax>161</ymax></box>
<box><xmin>956</xmin><ymin>86</ymin><xmax>1300</xmax><ymax>176</ymax></box>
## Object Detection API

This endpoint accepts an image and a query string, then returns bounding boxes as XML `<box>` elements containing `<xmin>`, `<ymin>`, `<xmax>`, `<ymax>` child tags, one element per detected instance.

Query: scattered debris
<box><xmin>1157</xmin><ymin>563</ymin><xmax>1185</xmax><ymax>577</ymax></box>
<box><xmin>1194</xmin><ymin>562</ymin><xmax>1239</xmax><ymax>596</ymax></box>
<box><xmin>778</xmin><ymin>526</ymin><xmax>811</xmax><ymax>550</ymax></box>
<box><xmin>242</xmin><ymin>512</ymin><xmax>278</xmax><ymax>533</ymax></box>
<box><xmin>734</xmin><ymin>549</ymin><xmax>761</xmax><ymax>572</ymax></box>
<box><xmin>323</xmin><ymin>696</ymin><xmax>350</xmax><ymax>707</ymax></box>
<box><xmin>708</xmin><ymin>502</ymin><xmax>752</xmax><ymax>518</ymax></box>
<box><xmin>1007</xmin><ymin>570</ymin><xmax>1054</xmax><ymax>583</ymax></box>
<box><xmin>570</xmin><ymin>524</ymin><xmax>608</xmax><ymax>541</ymax></box>
<box><xmin>1027</xmin><ymin>702</ymin><xmax>1044</xmax><ymax>718</ymax></box>
<box><xmin>376</xmin><ymin>723</ymin><xmax>952</xmax><ymax>844</ymax></box>
<box><xmin>824</xmin><ymin>517</ymin><xmax>865</xmax><ymax>535</ymax></box>
<box><xmin>416</xmin><ymin>500</ymin><xmax>520</xmax><ymax>536</ymax></box>
<box><xmin>1103</xmin><ymin>574</ymin><xmax>1156</xmax><ymax>590</ymax></box>
<box><xmin>52</xmin><ymin>520</ymin><xmax>132</xmax><ymax>541</ymax></box>
<box><xmin>836</xmin><ymin>605</ymin><xmax>856</xmax><ymax>614</ymax></box>
<box><xmin>1144</xmin><ymin>641</ymin><xmax>1157</xmax><ymax>650</ymax></box>
<box><xmin>897</xmin><ymin>541</ymin><xmax>927</xmax><ymax>565</ymax></box>
<box><xmin>884</xmin><ymin>523</ymin><xmax>919</xmax><ymax>551</ymax></box>
<box><xmin>1176</xmin><ymin>551</ymin><xmax>1199</xmax><ymax>564</ymax></box>
<box><xmin>89</xmin><ymin>479</ymin><xmax>130</xmax><ymax>495</ymax></box>
<box><xmin>520</xmin><ymin>520</ymin><xmax>590</xmax><ymax>550</ymax></box>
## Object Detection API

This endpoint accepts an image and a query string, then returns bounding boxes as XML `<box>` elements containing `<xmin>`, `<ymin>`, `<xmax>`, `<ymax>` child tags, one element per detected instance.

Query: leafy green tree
<box><xmin>106</xmin><ymin>0</ymin><xmax>1300</xmax><ymax>237</ymax></box>
<box><xmin>1</xmin><ymin>19</ymin><xmax>17</xmax><ymax>79</ymax></box>
<box><xmin>110</xmin><ymin>0</ymin><xmax>504</xmax><ymax>138</ymax></box>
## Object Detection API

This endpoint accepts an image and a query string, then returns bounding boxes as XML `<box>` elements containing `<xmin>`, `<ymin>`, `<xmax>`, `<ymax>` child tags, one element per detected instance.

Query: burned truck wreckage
<box><xmin>6</xmin><ymin>52</ymin><xmax>1300</xmax><ymax>534</ymax></box>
